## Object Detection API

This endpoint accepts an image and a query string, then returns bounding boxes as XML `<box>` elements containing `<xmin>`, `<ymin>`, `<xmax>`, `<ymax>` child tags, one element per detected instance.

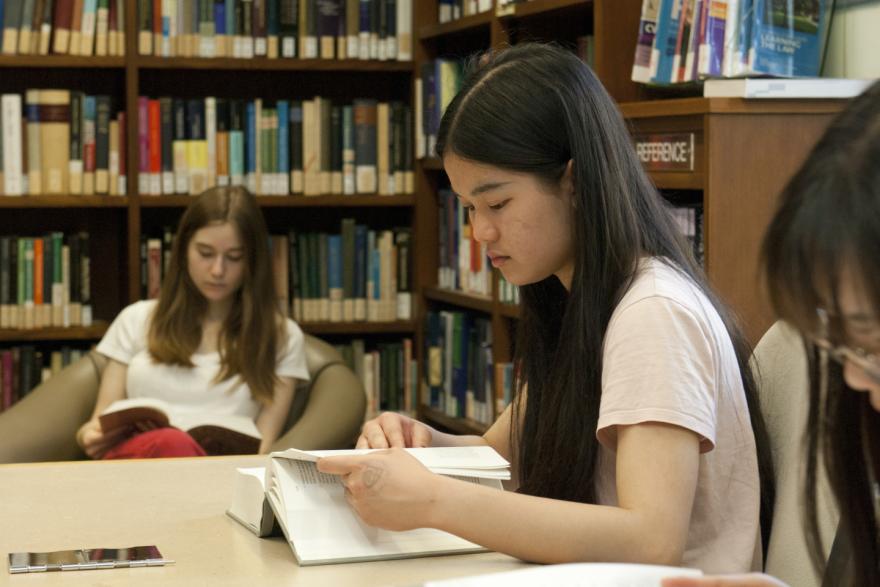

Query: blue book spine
<box><xmin>651</xmin><ymin>0</ymin><xmax>681</xmax><ymax>84</ymax></box>
<box><xmin>277</xmin><ymin>100</ymin><xmax>289</xmax><ymax>183</ymax></box>
<box><xmin>0</xmin><ymin>0</ymin><xmax>5</xmax><ymax>49</ymax></box>
<box><xmin>246</xmin><ymin>101</ymin><xmax>256</xmax><ymax>188</ymax></box>
<box><xmin>215</xmin><ymin>1</ymin><xmax>226</xmax><ymax>36</ymax></box>
<box><xmin>750</xmin><ymin>0</ymin><xmax>824</xmax><ymax>77</ymax></box>
<box><xmin>328</xmin><ymin>234</ymin><xmax>342</xmax><ymax>295</ymax></box>
<box><xmin>354</xmin><ymin>224</ymin><xmax>367</xmax><ymax>299</ymax></box>
<box><xmin>737</xmin><ymin>0</ymin><xmax>754</xmax><ymax>72</ymax></box>
<box><xmin>226</xmin><ymin>0</ymin><xmax>235</xmax><ymax>47</ymax></box>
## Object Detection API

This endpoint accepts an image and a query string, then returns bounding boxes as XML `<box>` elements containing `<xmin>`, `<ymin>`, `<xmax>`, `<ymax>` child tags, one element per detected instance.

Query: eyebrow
<box><xmin>195</xmin><ymin>242</ymin><xmax>244</xmax><ymax>253</ymax></box>
<box><xmin>470</xmin><ymin>181</ymin><xmax>512</xmax><ymax>196</ymax></box>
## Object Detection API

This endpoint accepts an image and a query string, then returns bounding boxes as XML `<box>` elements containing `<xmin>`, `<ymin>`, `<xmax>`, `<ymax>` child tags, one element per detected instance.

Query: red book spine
<box><xmin>148</xmin><ymin>99</ymin><xmax>162</xmax><ymax>181</ymax></box>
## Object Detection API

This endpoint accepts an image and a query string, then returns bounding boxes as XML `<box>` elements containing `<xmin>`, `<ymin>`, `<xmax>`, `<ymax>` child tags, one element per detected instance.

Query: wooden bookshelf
<box><xmin>423</xmin><ymin>287</ymin><xmax>494</xmax><ymax>314</ymax></box>
<box><xmin>498</xmin><ymin>0</ymin><xmax>591</xmax><ymax>19</ymax></box>
<box><xmin>421</xmin><ymin>406</ymin><xmax>488</xmax><ymax>436</ymax></box>
<box><xmin>137</xmin><ymin>195</ymin><xmax>416</xmax><ymax>208</ymax></box>
<box><xmin>0</xmin><ymin>196</ymin><xmax>130</xmax><ymax>208</ymax></box>
<box><xmin>0</xmin><ymin>5</ymin><xmax>422</xmax><ymax>412</ymax></box>
<box><xmin>620</xmin><ymin>96</ymin><xmax>847</xmax><ymax>343</ymax></box>
<box><xmin>0</xmin><ymin>56</ymin><xmax>125</xmax><ymax>68</ymax></box>
<box><xmin>301</xmin><ymin>321</ymin><xmax>416</xmax><ymax>336</ymax></box>
<box><xmin>419</xmin><ymin>11</ymin><xmax>494</xmax><ymax>41</ymax></box>
<box><xmin>134</xmin><ymin>57</ymin><xmax>413</xmax><ymax>72</ymax></box>
<box><xmin>498</xmin><ymin>303</ymin><xmax>521</xmax><ymax>320</ymax></box>
<box><xmin>0</xmin><ymin>322</ymin><xmax>109</xmax><ymax>343</ymax></box>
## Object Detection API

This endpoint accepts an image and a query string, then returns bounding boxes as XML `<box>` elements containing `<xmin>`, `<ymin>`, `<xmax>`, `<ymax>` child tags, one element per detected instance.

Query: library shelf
<box><xmin>419</xmin><ymin>10</ymin><xmax>493</xmax><ymax>41</ymax></box>
<box><xmin>498</xmin><ymin>303</ymin><xmax>521</xmax><ymax>320</ymax></box>
<box><xmin>421</xmin><ymin>405</ymin><xmax>489</xmax><ymax>436</ymax></box>
<box><xmin>0</xmin><ymin>55</ymin><xmax>125</xmax><ymax>69</ymax></box>
<box><xmin>0</xmin><ymin>196</ymin><xmax>130</xmax><ymax>208</ymax></box>
<box><xmin>133</xmin><ymin>57</ymin><xmax>413</xmax><ymax>72</ymax></box>
<box><xmin>423</xmin><ymin>287</ymin><xmax>494</xmax><ymax>314</ymax></box>
<box><xmin>421</xmin><ymin>157</ymin><xmax>444</xmax><ymax>171</ymax></box>
<box><xmin>618</xmin><ymin>97</ymin><xmax>849</xmax><ymax>118</ymax></box>
<box><xmin>136</xmin><ymin>194</ymin><xmax>415</xmax><ymax>208</ymax></box>
<box><xmin>0</xmin><ymin>322</ymin><xmax>109</xmax><ymax>342</ymax></box>
<box><xmin>499</xmin><ymin>0</ymin><xmax>591</xmax><ymax>19</ymax></box>
<box><xmin>300</xmin><ymin>321</ymin><xmax>416</xmax><ymax>335</ymax></box>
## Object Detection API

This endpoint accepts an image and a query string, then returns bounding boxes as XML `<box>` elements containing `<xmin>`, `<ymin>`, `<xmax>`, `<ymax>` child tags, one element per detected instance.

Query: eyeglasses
<box><xmin>811</xmin><ymin>309</ymin><xmax>880</xmax><ymax>384</ymax></box>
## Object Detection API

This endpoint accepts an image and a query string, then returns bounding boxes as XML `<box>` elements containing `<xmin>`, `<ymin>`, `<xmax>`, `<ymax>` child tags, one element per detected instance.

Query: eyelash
<box><xmin>465</xmin><ymin>201</ymin><xmax>508</xmax><ymax>213</ymax></box>
<box><xmin>199</xmin><ymin>251</ymin><xmax>243</xmax><ymax>262</ymax></box>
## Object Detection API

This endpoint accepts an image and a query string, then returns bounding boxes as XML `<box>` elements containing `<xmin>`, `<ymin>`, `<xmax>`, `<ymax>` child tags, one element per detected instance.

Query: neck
<box><xmin>205</xmin><ymin>298</ymin><xmax>233</xmax><ymax>322</ymax></box>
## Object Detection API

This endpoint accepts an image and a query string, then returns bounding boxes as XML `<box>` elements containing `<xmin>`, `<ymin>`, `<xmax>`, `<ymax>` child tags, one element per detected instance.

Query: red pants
<box><xmin>103</xmin><ymin>428</ymin><xmax>207</xmax><ymax>460</ymax></box>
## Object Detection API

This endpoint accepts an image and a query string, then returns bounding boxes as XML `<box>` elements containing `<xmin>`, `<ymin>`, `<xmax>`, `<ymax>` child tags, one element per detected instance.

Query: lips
<box><xmin>488</xmin><ymin>253</ymin><xmax>509</xmax><ymax>267</ymax></box>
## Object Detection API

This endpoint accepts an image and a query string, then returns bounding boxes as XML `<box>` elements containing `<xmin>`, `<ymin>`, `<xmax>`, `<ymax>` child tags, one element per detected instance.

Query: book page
<box><xmin>269</xmin><ymin>457</ymin><xmax>500</xmax><ymax>565</ymax></box>
<box><xmin>424</xmin><ymin>562</ymin><xmax>703</xmax><ymax>586</ymax></box>
<box><xmin>272</xmin><ymin>446</ymin><xmax>509</xmax><ymax>479</ymax></box>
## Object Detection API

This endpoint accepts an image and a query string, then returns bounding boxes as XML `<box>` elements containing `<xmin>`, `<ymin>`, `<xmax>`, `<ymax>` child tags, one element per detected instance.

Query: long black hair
<box><xmin>762</xmin><ymin>80</ymin><xmax>880</xmax><ymax>584</ymax></box>
<box><xmin>436</xmin><ymin>42</ymin><xmax>775</xmax><ymax>551</ymax></box>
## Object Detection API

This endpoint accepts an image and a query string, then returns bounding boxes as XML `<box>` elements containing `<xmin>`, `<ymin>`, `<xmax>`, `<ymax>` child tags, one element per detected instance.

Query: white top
<box><xmin>96</xmin><ymin>300</ymin><xmax>309</xmax><ymax>420</ymax></box>
<box><xmin>596</xmin><ymin>258</ymin><xmax>761</xmax><ymax>574</ymax></box>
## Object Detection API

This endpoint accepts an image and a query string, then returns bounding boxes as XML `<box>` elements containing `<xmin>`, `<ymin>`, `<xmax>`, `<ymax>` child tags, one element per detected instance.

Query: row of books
<box><xmin>414</xmin><ymin>58</ymin><xmax>460</xmax><ymax>161</ymax></box>
<box><xmin>632</xmin><ymin>0</ymin><xmax>829</xmax><ymax>85</ymax></box>
<box><xmin>136</xmin><ymin>0</ymin><xmax>412</xmax><ymax>61</ymax></box>
<box><xmin>437</xmin><ymin>0</ymin><xmax>492</xmax><ymax>24</ymax></box>
<box><xmin>423</xmin><ymin>310</ymin><xmax>495</xmax><ymax>425</ymax></box>
<box><xmin>0</xmin><ymin>91</ymin><xmax>126</xmax><ymax>197</ymax></box>
<box><xmin>139</xmin><ymin>222</ymin><xmax>413</xmax><ymax>324</ymax></box>
<box><xmin>670</xmin><ymin>202</ymin><xmax>704</xmax><ymax>266</ymax></box>
<box><xmin>0</xmin><ymin>232</ymin><xmax>92</xmax><ymax>330</ymax></box>
<box><xmin>497</xmin><ymin>274</ymin><xmax>518</xmax><ymax>306</ymax></box>
<box><xmin>437</xmin><ymin>188</ymin><xmax>490</xmax><ymax>297</ymax></box>
<box><xmin>414</xmin><ymin>42</ymin><xmax>593</xmax><ymax>162</ymax></box>
<box><xmin>0</xmin><ymin>344</ymin><xmax>89</xmax><ymax>412</ymax></box>
<box><xmin>0</xmin><ymin>0</ymin><xmax>126</xmax><ymax>56</ymax></box>
<box><xmin>334</xmin><ymin>336</ymin><xmax>417</xmax><ymax>419</ymax></box>
<box><xmin>137</xmin><ymin>96</ymin><xmax>413</xmax><ymax>198</ymax></box>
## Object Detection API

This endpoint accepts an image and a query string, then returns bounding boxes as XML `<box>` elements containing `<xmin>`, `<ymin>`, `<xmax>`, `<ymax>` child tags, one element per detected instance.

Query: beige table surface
<box><xmin>0</xmin><ymin>456</ymin><xmax>528</xmax><ymax>586</ymax></box>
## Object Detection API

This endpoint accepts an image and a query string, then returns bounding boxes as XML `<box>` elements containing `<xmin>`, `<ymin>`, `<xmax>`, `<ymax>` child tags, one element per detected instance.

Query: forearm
<box><xmin>427</xmin><ymin>476</ymin><xmax>680</xmax><ymax>565</ymax></box>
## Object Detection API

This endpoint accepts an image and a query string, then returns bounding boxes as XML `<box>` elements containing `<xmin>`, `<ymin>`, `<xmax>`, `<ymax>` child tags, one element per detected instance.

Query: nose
<box><xmin>210</xmin><ymin>255</ymin><xmax>226</xmax><ymax>277</ymax></box>
<box><xmin>470</xmin><ymin>211</ymin><xmax>499</xmax><ymax>244</ymax></box>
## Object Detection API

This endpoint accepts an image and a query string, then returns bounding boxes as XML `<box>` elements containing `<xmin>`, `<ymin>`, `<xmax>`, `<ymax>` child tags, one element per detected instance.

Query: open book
<box><xmin>226</xmin><ymin>467</ymin><xmax>278</xmax><ymax>537</ymax></box>
<box><xmin>99</xmin><ymin>397</ymin><xmax>261</xmax><ymax>455</ymax></box>
<box><xmin>266</xmin><ymin>446</ymin><xmax>510</xmax><ymax>566</ymax></box>
<box><xmin>424</xmin><ymin>563</ymin><xmax>703</xmax><ymax>586</ymax></box>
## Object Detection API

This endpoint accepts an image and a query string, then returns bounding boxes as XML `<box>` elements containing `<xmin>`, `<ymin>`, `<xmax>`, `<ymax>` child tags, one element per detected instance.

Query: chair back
<box><xmin>0</xmin><ymin>334</ymin><xmax>365</xmax><ymax>463</ymax></box>
<box><xmin>753</xmin><ymin>321</ymin><xmax>838</xmax><ymax>586</ymax></box>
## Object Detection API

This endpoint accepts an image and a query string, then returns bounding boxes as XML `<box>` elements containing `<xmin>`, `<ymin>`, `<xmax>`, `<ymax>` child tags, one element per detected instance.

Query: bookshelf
<box><xmin>0</xmin><ymin>1</ymin><xmax>420</xmax><ymax>413</ymax></box>
<box><xmin>411</xmin><ymin>0</ymin><xmax>847</xmax><ymax>435</ymax></box>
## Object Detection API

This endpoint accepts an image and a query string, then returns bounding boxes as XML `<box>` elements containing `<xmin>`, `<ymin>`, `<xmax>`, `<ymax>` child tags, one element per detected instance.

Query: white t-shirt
<box><xmin>596</xmin><ymin>258</ymin><xmax>761</xmax><ymax>574</ymax></box>
<box><xmin>96</xmin><ymin>300</ymin><xmax>309</xmax><ymax>420</ymax></box>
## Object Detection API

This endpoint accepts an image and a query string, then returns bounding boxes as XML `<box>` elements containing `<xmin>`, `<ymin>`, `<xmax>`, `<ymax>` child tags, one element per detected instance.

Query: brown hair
<box><xmin>148</xmin><ymin>186</ymin><xmax>284</xmax><ymax>403</ymax></box>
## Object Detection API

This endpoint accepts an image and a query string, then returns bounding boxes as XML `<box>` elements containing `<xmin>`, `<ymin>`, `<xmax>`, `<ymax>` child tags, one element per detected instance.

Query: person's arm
<box><xmin>255</xmin><ymin>376</ymin><xmax>297</xmax><ymax>453</ymax></box>
<box><xmin>318</xmin><ymin>419</ymin><xmax>700</xmax><ymax>565</ymax></box>
<box><xmin>76</xmin><ymin>358</ymin><xmax>130</xmax><ymax>459</ymax></box>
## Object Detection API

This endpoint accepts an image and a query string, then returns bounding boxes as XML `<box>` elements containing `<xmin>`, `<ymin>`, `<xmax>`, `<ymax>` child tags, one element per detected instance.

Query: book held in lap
<box><xmin>98</xmin><ymin>397</ymin><xmax>261</xmax><ymax>455</ymax></box>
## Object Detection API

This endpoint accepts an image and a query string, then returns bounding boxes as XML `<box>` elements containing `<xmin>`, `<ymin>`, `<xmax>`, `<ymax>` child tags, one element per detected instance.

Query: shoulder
<box><xmin>611</xmin><ymin>258</ymin><xmax>712</xmax><ymax>329</ymax></box>
<box><xmin>113</xmin><ymin>299</ymin><xmax>159</xmax><ymax>331</ymax></box>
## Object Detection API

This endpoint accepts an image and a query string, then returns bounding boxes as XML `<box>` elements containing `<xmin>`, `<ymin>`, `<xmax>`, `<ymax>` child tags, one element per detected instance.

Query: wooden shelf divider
<box><xmin>0</xmin><ymin>322</ymin><xmax>109</xmax><ymax>342</ymax></box>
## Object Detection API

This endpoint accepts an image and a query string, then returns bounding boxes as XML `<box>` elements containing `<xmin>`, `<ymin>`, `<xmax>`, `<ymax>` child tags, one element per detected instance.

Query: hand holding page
<box><xmin>266</xmin><ymin>446</ymin><xmax>510</xmax><ymax>566</ymax></box>
<box><xmin>99</xmin><ymin>397</ymin><xmax>261</xmax><ymax>455</ymax></box>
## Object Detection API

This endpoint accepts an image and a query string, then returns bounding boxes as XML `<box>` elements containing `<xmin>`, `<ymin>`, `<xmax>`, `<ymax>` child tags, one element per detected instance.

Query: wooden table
<box><xmin>0</xmin><ymin>456</ymin><xmax>527</xmax><ymax>585</ymax></box>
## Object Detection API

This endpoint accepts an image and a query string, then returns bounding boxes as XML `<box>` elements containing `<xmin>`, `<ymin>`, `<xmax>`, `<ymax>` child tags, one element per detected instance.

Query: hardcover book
<box><xmin>99</xmin><ymin>397</ymin><xmax>261</xmax><ymax>455</ymax></box>
<box><xmin>265</xmin><ymin>446</ymin><xmax>509</xmax><ymax>566</ymax></box>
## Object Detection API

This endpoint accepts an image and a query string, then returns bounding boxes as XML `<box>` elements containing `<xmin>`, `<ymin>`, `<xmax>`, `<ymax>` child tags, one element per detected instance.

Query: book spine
<box><xmin>39</xmin><ymin>90</ymin><xmax>72</xmax><ymax>195</ymax></box>
<box><xmin>2</xmin><ymin>94</ymin><xmax>23</xmax><ymax>196</ymax></box>
<box><xmin>353</xmin><ymin>98</ymin><xmax>376</xmax><ymax>193</ymax></box>
<box><xmin>94</xmin><ymin>95</ymin><xmax>110</xmax><ymax>194</ymax></box>
<box><xmin>25</xmin><ymin>90</ymin><xmax>43</xmax><ymax>195</ymax></box>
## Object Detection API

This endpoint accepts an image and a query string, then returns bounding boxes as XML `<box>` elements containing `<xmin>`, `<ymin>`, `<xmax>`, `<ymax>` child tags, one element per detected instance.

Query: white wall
<box><xmin>824</xmin><ymin>1</ymin><xmax>880</xmax><ymax>78</ymax></box>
